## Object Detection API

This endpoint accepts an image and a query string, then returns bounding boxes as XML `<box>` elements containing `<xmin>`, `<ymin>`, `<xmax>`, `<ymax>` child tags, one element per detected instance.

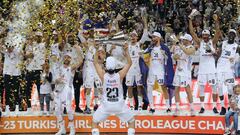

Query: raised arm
<box><xmin>189</xmin><ymin>19</ymin><xmax>201</xmax><ymax>45</ymax></box>
<box><xmin>212</xmin><ymin>14</ymin><xmax>221</xmax><ymax>47</ymax></box>
<box><xmin>93</xmin><ymin>50</ymin><xmax>105</xmax><ymax>82</ymax></box>
<box><xmin>119</xmin><ymin>43</ymin><xmax>132</xmax><ymax>81</ymax></box>
<box><xmin>179</xmin><ymin>44</ymin><xmax>196</xmax><ymax>55</ymax></box>
<box><xmin>71</xmin><ymin>45</ymin><xmax>83</xmax><ymax>71</ymax></box>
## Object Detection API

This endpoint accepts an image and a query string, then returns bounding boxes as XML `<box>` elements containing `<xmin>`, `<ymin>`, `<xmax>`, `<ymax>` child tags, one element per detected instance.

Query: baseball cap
<box><xmin>180</xmin><ymin>34</ymin><xmax>193</xmax><ymax>41</ymax></box>
<box><xmin>202</xmin><ymin>29</ymin><xmax>210</xmax><ymax>35</ymax></box>
<box><xmin>152</xmin><ymin>32</ymin><xmax>162</xmax><ymax>38</ymax></box>
<box><xmin>106</xmin><ymin>56</ymin><xmax>116</xmax><ymax>70</ymax></box>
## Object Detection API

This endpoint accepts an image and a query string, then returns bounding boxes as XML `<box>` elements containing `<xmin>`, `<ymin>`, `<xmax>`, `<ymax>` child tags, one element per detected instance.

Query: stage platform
<box><xmin>0</xmin><ymin>109</ymin><xmax>225</xmax><ymax>134</ymax></box>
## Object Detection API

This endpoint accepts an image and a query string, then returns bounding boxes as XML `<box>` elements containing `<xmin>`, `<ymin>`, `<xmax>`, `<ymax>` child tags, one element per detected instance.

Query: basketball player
<box><xmin>172</xmin><ymin>34</ymin><xmax>196</xmax><ymax>116</ymax></box>
<box><xmin>217</xmin><ymin>29</ymin><xmax>239</xmax><ymax>115</ymax></box>
<box><xmin>54</xmin><ymin>45</ymin><xmax>82</xmax><ymax>135</ymax></box>
<box><xmin>126</xmin><ymin>31</ymin><xmax>143</xmax><ymax>111</ymax></box>
<box><xmin>147</xmin><ymin>32</ymin><xmax>171</xmax><ymax>113</ymax></box>
<box><xmin>92</xmin><ymin>44</ymin><xmax>135</xmax><ymax>135</ymax></box>
<box><xmin>189</xmin><ymin>14</ymin><xmax>220</xmax><ymax>114</ymax></box>
<box><xmin>82</xmin><ymin>38</ymin><xmax>102</xmax><ymax>114</ymax></box>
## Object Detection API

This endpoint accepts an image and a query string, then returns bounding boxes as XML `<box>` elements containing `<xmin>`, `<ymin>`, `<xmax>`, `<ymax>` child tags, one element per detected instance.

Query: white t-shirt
<box><xmin>3</xmin><ymin>48</ymin><xmax>22</xmax><ymax>76</ymax></box>
<box><xmin>198</xmin><ymin>40</ymin><xmax>216</xmax><ymax>74</ymax></box>
<box><xmin>26</xmin><ymin>42</ymin><xmax>46</xmax><ymax>71</ymax></box>
<box><xmin>217</xmin><ymin>40</ymin><xmax>238</xmax><ymax>73</ymax></box>
<box><xmin>174</xmin><ymin>45</ymin><xmax>193</xmax><ymax>77</ymax></box>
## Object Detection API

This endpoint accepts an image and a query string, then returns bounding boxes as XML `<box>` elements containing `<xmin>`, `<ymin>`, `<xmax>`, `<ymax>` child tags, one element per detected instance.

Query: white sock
<box><xmin>213</xmin><ymin>102</ymin><xmax>217</xmax><ymax>108</ymax></box>
<box><xmin>94</xmin><ymin>97</ymin><xmax>98</xmax><ymax>105</ymax></box>
<box><xmin>175</xmin><ymin>102</ymin><xmax>179</xmax><ymax>109</ymax></box>
<box><xmin>201</xmin><ymin>102</ymin><xmax>204</xmax><ymax>108</ymax></box>
<box><xmin>128</xmin><ymin>128</ymin><xmax>135</xmax><ymax>135</ymax></box>
<box><xmin>86</xmin><ymin>95</ymin><xmax>91</xmax><ymax>108</ymax></box>
<box><xmin>129</xmin><ymin>98</ymin><xmax>134</xmax><ymax>107</ymax></box>
<box><xmin>165</xmin><ymin>99</ymin><xmax>170</xmax><ymax>108</ymax></box>
<box><xmin>147</xmin><ymin>85</ymin><xmax>154</xmax><ymax>109</ymax></box>
<box><xmin>220</xmin><ymin>100</ymin><xmax>224</xmax><ymax>107</ymax></box>
<box><xmin>190</xmin><ymin>103</ymin><xmax>194</xmax><ymax>110</ymax></box>
<box><xmin>138</xmin><ymin>96</ymin><xmax>143</xmax><ymax>107</ymax></box>
<box><xmin>68</xmin><ymin>121</ymin><xmax>74</xmax><ymax>128</ymax></box>
<box><xmin>92</xmin><ymin>128</ymin><xmax>100</xmax><ymax>135</ymax></box>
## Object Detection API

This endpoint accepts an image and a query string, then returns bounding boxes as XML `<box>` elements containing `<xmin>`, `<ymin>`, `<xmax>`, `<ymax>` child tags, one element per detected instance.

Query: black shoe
<box><xmin>199</xmin><ymin>107</ymin><xmax>205</xmax><ymax>114</ymax></box>
<box><xmin>166</xmin><ymin>108</ymin><xmax>171</xmax><ymax>113</ymax></box>
<box><xmin>94</xmin><ymin>104</ymin><xmax>99</xmax><ymax>111</ymax></box>
<box><xmin>84</xmin><ymin>107</ymin><xmax>91</xmax><ymax>114</ymax></box>
<box><xmin>213</xmin><ymin>107</ymin><xmax>219</xmax><ymax>114</ymax></box>
<box><xmin>63</xmin><ymin>107</ymin><xmax>67</xmax><ymax>114</ymax></box>
<box><xmin>75</xmin><ymin>107</ymin><xmax>83</xmax><ymax>113</ymax></box>
<box><xmin>149</xmin><ymin>108</ymin><xmax>155</xmax><ymax>114</ymax></box>
<box><xmin>236</xmin><ymin>130</ymin><xmax>240</xmax><ymax>135</ymax></box>
<box><xmin>220</xmin><ymin>107</ymin><xmax>226</xmax><ymax>115</ymax></box>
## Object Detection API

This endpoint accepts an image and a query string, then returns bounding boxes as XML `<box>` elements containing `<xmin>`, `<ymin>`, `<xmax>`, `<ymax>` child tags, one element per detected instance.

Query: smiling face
<box><xmin>131</xmin><ymin>34</ymin><xmax>138</xmax><ymax>43</ymax></box>
<box><xmin>228</xmin><ymin>32</ymin><xmax>236</xmax><ymax>44</ymax></box>
<box><xmin>182</xmin><ymin>39</ymin><xmax>191</xmax><ymax>46</ymax></box>
<box><xmin>36</xmin><ymin>35</ymin><xmax>42</xmax><ymax>43</ymax></box>
<box><xmin>152</xmin><ymin>36</ymin><xmax>160</xmax><ymax>45</ymax></box>
<box><xmin>202</xmin><ymin>34</ymin><xmax>210</xmax><ymax>43</ymax></box>
<box><xmin>63</xmin><ymin>55</ymin><xmax>71</xmax><ymax>66</ymax></box>
<box><xmin>68</xmin><ymin>35</ymin><xmax>75</xmax><ymax>45</ymax></box>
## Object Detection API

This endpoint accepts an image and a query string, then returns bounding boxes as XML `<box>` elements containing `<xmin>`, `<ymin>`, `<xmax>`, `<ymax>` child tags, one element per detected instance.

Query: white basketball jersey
<box><xmin>129</xmin><ymin>42</ymin><xmax>141</xmax><ymax>63</ymax></box>
<box><xmin>85</xmin><ymin>45</ymin><xmax>96</xmax><ymax>63</ymax></box>
<box><xmin>149</xmin><ymin>45</ymin><xmax>165</xmax><ymax>75</ymax></box>
<box><xmin>83</xmin><ymin>45</ymin><xmax>96</xmax><ymax>72</ymax></box>
<box><xmin>61</xmin><ymin>66</ymin><xmax>74</xmax><ymax>87</ymax></box>
<box><xmin>217</xmin><ymin>40</ymin><xmax>238</xmax><ymax>73</ymax></box>
<box><xmin>54</xmin><ymin>65</ymin><xmax>73</xmax><ymax>91</ymax></box>
<box><xmin>175</xmin><ymin>45</ymin><xmax>193</xmax><ymax>77</ymax></box>
<box><xmin>102</xmin><ymin>73</ymin><xmax>124</xmax><ymax>105</ymax></box>
<box><xmin>198</xmin><ymin>40</ymin><xmax>216</xmax><ymax>74</ymax></box>
<box><xmin>128</xmin><ymin>42</ymin><xmax>141</xmax><ymax>74</ymax></box>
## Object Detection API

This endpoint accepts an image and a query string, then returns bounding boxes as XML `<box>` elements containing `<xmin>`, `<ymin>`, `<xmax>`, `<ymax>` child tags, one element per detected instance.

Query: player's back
<box><xmin>102</xmin><ymin>73</ymin><xmax>125</xmax><ymax>112</ymax></box>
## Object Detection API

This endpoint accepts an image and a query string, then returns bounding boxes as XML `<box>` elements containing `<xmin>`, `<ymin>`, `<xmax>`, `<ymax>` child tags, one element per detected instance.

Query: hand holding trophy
<box><xmin>188</xmin><ymin>9</ymin><xmax>201</xmax><ymax>20</ymax></box>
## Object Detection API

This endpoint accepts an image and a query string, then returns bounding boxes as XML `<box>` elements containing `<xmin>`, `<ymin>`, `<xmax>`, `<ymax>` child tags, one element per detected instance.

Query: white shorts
<box><xmin>147</xmin><ymin>73</ymin><xmax>164</xmax><ymax>85</ymax></box>
<box><xmin>173</xmin><ymin>75</ymin><xmax>191</xmax><ymax>87</ymax></box>
<box><xmin>54</xmin><ymin>85</ymin><xmax>74</xmax><ymax>107</ymax></box>
<box><xmin>197</xmin><ymin>73</ymin><xmax>217</xmax><ymax>85</ymax></box>
<box><xmin>126</xmin><ymin>73</ymin><xmax>142</xmax><ymax>86</ymax></box>
<box><xmin>83</xmin><ymin>71</ymin><xmax>102</xmax><ymax>89</ymax></box>
<box><xmin>93</xmin><ymin>102</ymin><xmax>134</xmax><ymax>123</ymax></box>
<box><xmin>217</xmin><ymin>72</ymin><xmax>235</xmax><ymax>86</ymax></box>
